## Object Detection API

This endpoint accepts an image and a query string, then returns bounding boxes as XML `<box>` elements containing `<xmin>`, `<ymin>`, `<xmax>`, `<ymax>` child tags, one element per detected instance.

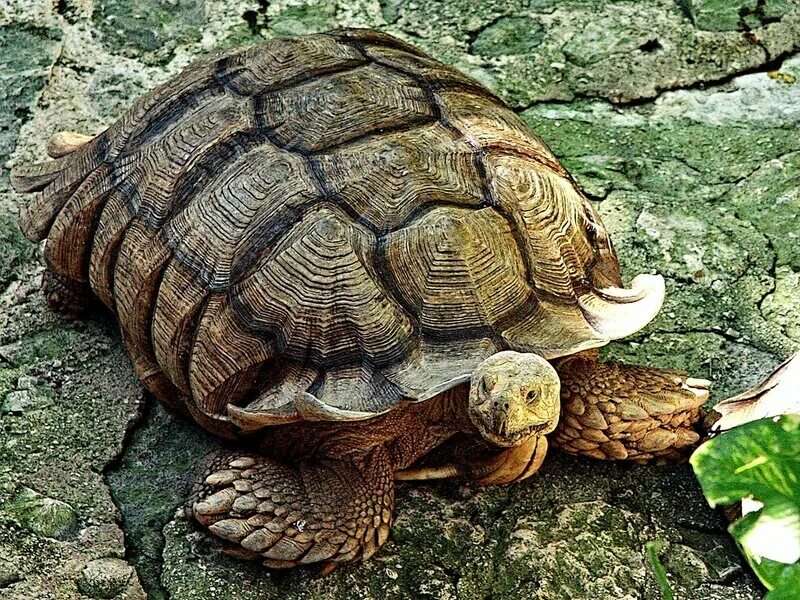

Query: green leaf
<box><xmin>764</xmin><ymin>563</ymin><xmax>800</xmax><ymax>599</ymax></box>
<box><xmin>645</xmin><ymin>540</ymin><xmax>674</xmax><ymax>600</ymax></box>
<box><xmin>690</xmin><ymin>415</ymin><xmax>800</xmax><ymax>507</ymax></box>
<box><xmin>691</xmin><ymin>415</ymin><xmax>800</xmax><ymax>591</ymax></box>
<box><xmin>730</xmin><ymin>501</ymin><xmax>800</xmax><ymax>564</ymax></box>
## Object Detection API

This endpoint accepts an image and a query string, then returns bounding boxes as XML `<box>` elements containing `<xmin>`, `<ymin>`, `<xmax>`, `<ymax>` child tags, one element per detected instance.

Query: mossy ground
<box><xmin>1</xmin><ymin>1</ymin><xmax>798</xmax><ymax>599</ymax></box>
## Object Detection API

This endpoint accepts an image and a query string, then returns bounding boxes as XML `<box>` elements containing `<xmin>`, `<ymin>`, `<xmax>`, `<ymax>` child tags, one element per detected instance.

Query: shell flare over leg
<box><xmin>579</xmin><ymin>273</ymin><xmax>665</xmax><ymax>341</ymax></box>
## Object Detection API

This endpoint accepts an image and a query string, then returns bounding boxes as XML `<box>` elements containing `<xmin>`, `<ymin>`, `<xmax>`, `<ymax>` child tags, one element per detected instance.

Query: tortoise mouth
<box><xmin>477</xmin><ymin>420</ymin><xmax>555</xmax><ymax>448</ymax></box>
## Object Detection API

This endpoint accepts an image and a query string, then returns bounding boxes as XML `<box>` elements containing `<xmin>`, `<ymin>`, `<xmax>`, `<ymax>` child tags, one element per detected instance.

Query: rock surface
<box><xmin>1</xmin><ymin>1</ymin><xmax>798</xmax><ymax>599</ymax></box>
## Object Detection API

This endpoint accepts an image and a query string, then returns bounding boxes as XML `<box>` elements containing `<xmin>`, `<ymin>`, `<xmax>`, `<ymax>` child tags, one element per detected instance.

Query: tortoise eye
<box><xmin>526</xmin><ymin>389</ymin><xmax>537</xmax><ymax>402</ymax></box>
<box><xmin>480</xmin><ymin>378</ymin><xmax>490</xmax><ymax>395</ymax></box>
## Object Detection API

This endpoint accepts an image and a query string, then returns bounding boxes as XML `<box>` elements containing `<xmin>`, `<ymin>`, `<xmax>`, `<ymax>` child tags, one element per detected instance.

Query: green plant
<box><xmin>645</xmin><ymin>539</ymin><xmax>674</xmax><ymax>600</ymax></box>
<box><xmin>690</xmin><ymin>415</ymin><xmax>800</xmax><ymax>597</ymax></box>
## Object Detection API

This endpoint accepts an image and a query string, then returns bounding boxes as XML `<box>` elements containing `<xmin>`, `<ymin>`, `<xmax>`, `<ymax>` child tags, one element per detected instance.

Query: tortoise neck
<box><xmin>428</xmin><ymin>383</ymin><xmax>476</xmax><ymax>434</ymax></box>
<box><xmin>381</xmin><ymin>384</ymin><xmax>475</xmax><ymax>470</ymax></box>
<box><xmin>257</xmin><ymin>383</ymin><xmax>477</xmax><ymax>471</ymax></box>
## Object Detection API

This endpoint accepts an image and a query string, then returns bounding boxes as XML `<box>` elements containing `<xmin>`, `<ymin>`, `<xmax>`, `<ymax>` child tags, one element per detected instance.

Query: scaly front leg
<box><xmin>551</xmin><ymin>351</ymin><xmax>710</xmax><ymax>462</ymax></box>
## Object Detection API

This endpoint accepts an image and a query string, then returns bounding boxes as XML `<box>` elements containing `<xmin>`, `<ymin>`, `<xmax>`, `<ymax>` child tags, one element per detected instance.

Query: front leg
<box><xmin>551</xmin><ymin>352</ymin><xmax>710</xmax><ymax>462</ymax></box>
<box><xmin>397</xmin><ymin>435</ymin><xmax>548</xmax><ymax>486</ymax></box>
<box><xmin>190</xmin><ymin>447</ymin><xmax>395</xmax><ymax>570</ymax></box>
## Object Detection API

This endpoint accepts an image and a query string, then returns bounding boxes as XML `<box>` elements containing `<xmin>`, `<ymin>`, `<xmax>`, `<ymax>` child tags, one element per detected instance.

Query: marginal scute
<box><xmin>384</xmin><ymin>337</ymin><xmax>499</xmax><ymax>399</ymax></box>
<box><xmin>190</xmin><ymin>295</ymin><xmax>275</xmax><ymax>418</ymax></box>
<box><xmin>487</xmin><ymin>153</ymin><xmax>598</xmax><ymax>301</ymax></box>
<box><xmin>151</xmin><ymin>259</ymin><xmax>210</xmax><ymax>394</ymax></box>
<box><xmin>88</xmin><ymin>185</ymin><xmax>139</xmax><ymax>310</ymax></box>
<box><xmin>113</xmin><ymin>221</ymin><xmax>172</xmax><ymax>362</ymax></box>
<box><xmin>309</xmin><ymin>363</ymin><xmax>405</xmax><ymax>415</ymax></box>
<box><xmin>44</xmin><ymin>164</ymin><xmax>116</xmax><ymax>282</ymax></box>
<box><xmin>228</xmin><ymin>363</ymin><xmax>318</xmax><ymax>429</ymax></box>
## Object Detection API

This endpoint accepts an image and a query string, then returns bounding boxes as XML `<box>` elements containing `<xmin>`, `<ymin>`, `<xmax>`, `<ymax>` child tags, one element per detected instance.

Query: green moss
<box><xmin>687</xmin><ymin>0</ymin><xmax>758</xmax><ymax>30</ymax></box>
<box><xmin>727</xmin><ymin>151</ymin><xmax>800</xmax><ymax>270</ymax></box>
<box><xmin>520</xmin><ymin>104</ymin><xmax>800</xmax><ymax>357</ymax></box>
<box><xmin>0</xmin><ymin>24</ymin><xmax>61</xmax><ymax>169</ymax></box>
<box><xmin>763</xmin><ymin>0</ymin><xmax>796</xmax><ymax>19</ymax></box>
<box><xmin>216</xmin><ymin>23</ymin><xmax>262</xmax><ymax>50</ymax></box>
<box><xmin>93</xmin><ymin>0</ymin><xmax>207</xmax><ymax>63</ymax></box>
<box><xmin>268</xmin><ymin>2</ymin><xmax>338</xmax><ymax>37</ymax></box>
<box><xmin>5</xmin><ymin>486</ymin><xmax>79</xmax><ymax>539</ymax></box>
<box><xmin>106</xmin><ymin>402</ymin><xmax>214</xmax><ymax>600</ymax></box>
<box><xmin>470</xmin><ymin>16</ymin><xmax>545</xmax><ymax>57</ymax></box>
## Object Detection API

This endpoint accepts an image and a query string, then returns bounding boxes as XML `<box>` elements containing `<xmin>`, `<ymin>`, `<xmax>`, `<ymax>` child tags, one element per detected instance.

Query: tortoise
<box><xmin>11</xmin><ymin>29</ymin><xmax>711</xmax><ymax>571</ymax></box>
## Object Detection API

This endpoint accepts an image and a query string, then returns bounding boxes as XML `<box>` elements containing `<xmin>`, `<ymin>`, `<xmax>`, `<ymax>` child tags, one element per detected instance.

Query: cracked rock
<box><xmin>77</xmin><ymin>558</ymin><xmax>137</xmax><ymax>599</ymax></box>
<box><xmin>1</xmin><ymin>390</ymin><xmax>36</xmax><ymax>414</ymax></box>
<box><xmin>0</xmin><ymin>557</ymin><xmax>22</xmax><ymax>588</ymax></box>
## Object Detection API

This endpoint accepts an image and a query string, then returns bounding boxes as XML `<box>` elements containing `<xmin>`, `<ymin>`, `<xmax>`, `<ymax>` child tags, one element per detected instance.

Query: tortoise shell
<box><xmin>12</xmin><ymin>29</ymin><xmax>664</xmax><ymax>435</ymax></box>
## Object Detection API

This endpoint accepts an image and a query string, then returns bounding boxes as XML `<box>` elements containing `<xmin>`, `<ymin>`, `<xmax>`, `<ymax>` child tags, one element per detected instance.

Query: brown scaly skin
<box><xmin>190</xmin><ymin>352</ymin><xmax>562</xmax><ymax>570</ymax></box>
<box><xmin>41</xmin><ymin>269</ymin><xmax>94</xmax><ymax>320</ymax></box>
<box><xmin>552</xmin><ymin>350</ymin><xmax>710</xmax><ymax>462</ymax></box>
<box><xmin>43</xmin><ymin>131</ymin><xmax>710</xmax><ymax>572</ymax></box>
<box><xmin>190</xmin><ymin>389</ymin><xmax>470</xmax><ymax>569</ymax></box>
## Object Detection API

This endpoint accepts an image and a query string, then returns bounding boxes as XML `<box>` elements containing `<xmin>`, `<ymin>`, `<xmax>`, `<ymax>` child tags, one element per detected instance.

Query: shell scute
<box><xmin>254</xmin><ymin>63</ymin><xmax>435</xmax><ymax>154</ymax></box>
<box><xmin>230</xmin><ymin>205</ymin><xmax>416</xmax><ymax>368</ymax></box>
<box><xmin>312</xmin><ymin>122</ymin><xmax>484</xmax><ymax>231</ymax></box>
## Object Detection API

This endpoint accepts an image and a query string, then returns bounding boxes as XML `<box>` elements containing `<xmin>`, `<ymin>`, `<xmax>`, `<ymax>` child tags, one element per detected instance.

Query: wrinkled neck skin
<box><xmin>257</xmin><ymin>384</ymin><xmax>477</xmax><ymax>471</ymax></box>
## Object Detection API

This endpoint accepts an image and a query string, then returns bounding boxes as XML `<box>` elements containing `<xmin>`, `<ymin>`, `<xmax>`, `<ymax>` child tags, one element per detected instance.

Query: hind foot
<box><xmin>42</xmin><ymin>270</ymin><xmax>92</xmax><ymax>319</ymax></box>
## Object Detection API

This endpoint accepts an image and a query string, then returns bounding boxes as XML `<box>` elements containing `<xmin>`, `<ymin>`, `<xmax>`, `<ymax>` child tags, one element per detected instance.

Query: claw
<box><xmin>682</xmin><ymin>382</ymin><xmax>710</xmax><ymax>403</ymax></box>
<box><xmin>685</xmin><ymin>377</ymin><xmax>711</xmax><ymax>389</ymax></box>
<box><xmin>209</xmin><ymin>518</ymin><xmax>254</xmax><ymax>542</ymax></box>
<box><xmin>205</xmin><ymin>470</ymin><xmax>239</xmax><ymax>486</ymax></box>
<box><xmin>194</xmin><ymin>488</ymin><xmax>237</xmax><ymax>516</ymax></box>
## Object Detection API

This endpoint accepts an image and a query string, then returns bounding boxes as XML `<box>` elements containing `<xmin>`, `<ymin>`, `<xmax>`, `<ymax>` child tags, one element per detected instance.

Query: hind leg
<box><xmin>190</xmin><ymin>448</ymin><xmax>395</xmax><ymax>570</ymax></box>
<box><xmin>42</xmin><ymin>270</ymin><xmax>93</xmax><ymax>319</ymax></box>
<box><xmin>551</xmin><ymin>352</ymin><xmax>711</xmax><ymax>462</ymax></box>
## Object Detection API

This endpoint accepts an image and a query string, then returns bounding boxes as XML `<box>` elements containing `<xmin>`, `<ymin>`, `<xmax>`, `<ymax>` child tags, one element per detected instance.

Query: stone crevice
<box><xmin>106</xmin><ymin>393</ymin><xmax>177</xmax><ymax>600</ymax></box>
<box><xmin>101</xmin><ymin>391</ymin><xmax>156</xmax><ymax>597</ymax></box>
<box><xmin>512</xmin><ymin>49</ymin><xmax>799</xmax><ymax>112</ymax></box>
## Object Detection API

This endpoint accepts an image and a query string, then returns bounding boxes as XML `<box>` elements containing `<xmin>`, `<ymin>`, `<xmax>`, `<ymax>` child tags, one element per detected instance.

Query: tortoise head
<box><xmin>468</xmin><ymin>351</ymin><xmax>561</xmax><ymax>448</ymax></box>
